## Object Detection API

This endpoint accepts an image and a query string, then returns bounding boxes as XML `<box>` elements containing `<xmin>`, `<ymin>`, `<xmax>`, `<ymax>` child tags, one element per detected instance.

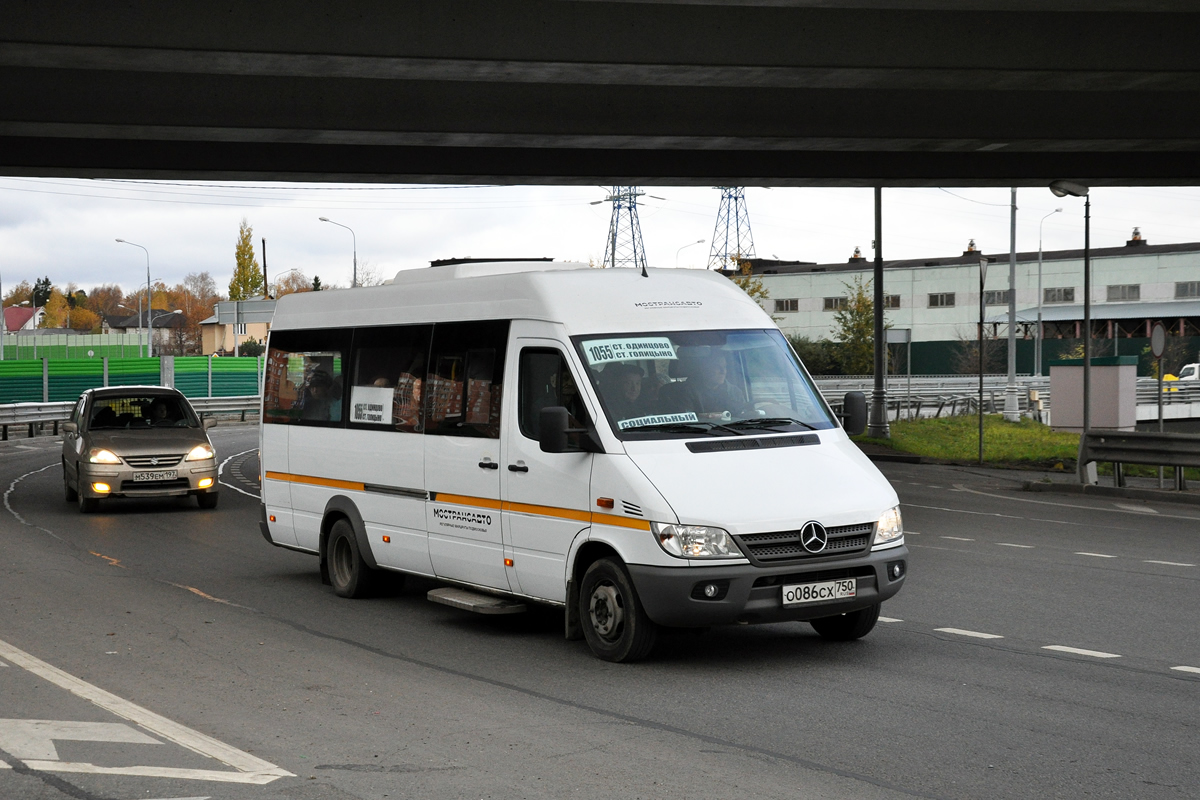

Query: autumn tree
<box><xmin>831</xmin><ymin>275</ymin><xmax>882</xmax><ymax>376</ymax></box>
<box><xmin>724</xmin><ymin>255</ymin><xmax>770</xmax><ymax>308</ymax></box>
<box><xmin>86</xmin><ymin>284</ymin><xmax>126</xmax><ymax>318</ymax></box>
<box><xmin>4</xmin><ymin>280</ymin><xmax>33</xmax><ymax>307</ymax></box>
<box><xmin>357</xmin><ymin>258</ymin><xmax>385</xmax><ymax>287</ymax></box>
<box><xmin>229</xmin><ymin>218</ymin><xmax>264</xmax><ymax>300</ymax></box>
<box><xmin>274</xmin><ymin>270</ymin><xmax>312</xmax><ymax>298</ymax></box>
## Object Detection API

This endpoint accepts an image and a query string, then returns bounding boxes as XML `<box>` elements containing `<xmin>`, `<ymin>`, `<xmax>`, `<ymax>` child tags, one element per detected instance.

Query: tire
<box><xmin>78</xmin><ymin>490</ymin><xmax>99</xmax><ymax>514</ymax></box>
<box><xmin>196</xmin><ymin>492</ymin><xmax>219</xmax><ymax>509</ymax></box>
<box><xmin>810</xmin><ymin>603</ymin><xmax>881</xmax><ymax>641</ymax></box>
<box><xmin>63</xmin><ymin>464</ymin><xmax>78</xmax><ymax>503</ymax></box>
<box><xmin>327</xmin><ymin>518</ymin><xmax>378</xmax><ymax>599</ymax></box>
<box><xmin>579</xmin><ymin>558</ymin><xmax>658</xmax><ymax>662</ymax></box>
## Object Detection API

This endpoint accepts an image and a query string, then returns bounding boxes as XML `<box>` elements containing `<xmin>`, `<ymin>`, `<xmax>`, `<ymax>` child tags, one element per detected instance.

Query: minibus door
<box><xmin>423</xmin><ymin>321</ymin><xmax>511</xmax><ymax>591</ymax></box>
<box><xmin>501</xmin><ymin>341</ymin><xmax>595</xmax><ymax>603</ymax></box>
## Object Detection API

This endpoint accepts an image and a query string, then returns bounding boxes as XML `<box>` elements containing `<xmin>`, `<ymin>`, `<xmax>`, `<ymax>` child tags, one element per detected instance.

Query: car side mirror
<box><xmin>203</xmin><ymin>418</ymin><xmax>216</xmax><ymax>430</ymax></box>
<box><xmin>841</xmin><ymin>391</ymin><xmax>867</xmax><ymax>436</ymax></box>
<box><xmin>538</xmin><ymin>406</ymin><xmax>595</xmax><ymax>453</ymax></box>
<box><xmin>62</xmin><ymin>421</ymin><xmax>78</xmax><ymax>435</ymax></box>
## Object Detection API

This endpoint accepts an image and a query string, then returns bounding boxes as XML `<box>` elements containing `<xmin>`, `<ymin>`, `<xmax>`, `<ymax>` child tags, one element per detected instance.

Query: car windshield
<box><xmin>574</xmin><ymin>329</ymin><xmax>837</xmax><ymax>438</ymax></box>
<box><xmin>88</xmin><ymin>395</ymin><xmax>198</xmax><ymax>429</ymax></box>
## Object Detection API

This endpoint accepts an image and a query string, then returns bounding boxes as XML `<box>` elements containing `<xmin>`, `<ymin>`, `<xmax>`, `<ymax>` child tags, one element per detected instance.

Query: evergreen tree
<box><xmin>312</xmin><ymin>276</ymin><xmax>323</xmax><ymax>292</ymax></box>
<box><xmin>32</xmin><ymin>276</ymin><xmax>53</xmax><ymax>307</ymax></box>
<box><xmin>229</xmin><ymin>219</ymin><xmax>264</xmax><ymax>300</ymax></box>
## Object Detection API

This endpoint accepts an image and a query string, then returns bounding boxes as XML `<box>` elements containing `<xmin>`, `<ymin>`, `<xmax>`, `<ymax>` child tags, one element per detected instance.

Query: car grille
<box><xmin>120</xmin><ymin>478</ymin><xmax>192</xmax><ymax>492</ymax></box>
<box><xmin>123</xmin><ymin>454</ymin><xmax>184</xmax><ymax>468</ymax></box>
<box><xmin>734</xmin><ymin>522</ymin><xmax>873</xmax><ymax>564</ymax></box>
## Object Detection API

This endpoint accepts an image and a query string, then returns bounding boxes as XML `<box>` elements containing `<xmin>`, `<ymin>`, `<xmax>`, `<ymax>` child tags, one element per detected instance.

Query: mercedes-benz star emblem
<box><xmin>799</xmin><ymin>521</ymin><xmax>828</xmax><ymax>553</ymax></box>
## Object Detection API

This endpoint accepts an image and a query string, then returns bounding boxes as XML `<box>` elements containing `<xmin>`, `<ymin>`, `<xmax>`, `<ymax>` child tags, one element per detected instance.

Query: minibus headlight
<box><xmin>652</xmin><ymin>523</ymin><xmax>743</xmax><ymax>559</ymax></box>
<box><xmin>88</xmin><ymin>448</ymin><xmax>121</xmax><ymax>464</ymax></box>
<box><xmin>875</xmin><ymin>506</ymin><xmax>903</xmax><ymax>545</ymax></box>
<box><xmin>185</xmin><ymin>444</ymin><xmax>215</xmax><ymax>462</ymax></box>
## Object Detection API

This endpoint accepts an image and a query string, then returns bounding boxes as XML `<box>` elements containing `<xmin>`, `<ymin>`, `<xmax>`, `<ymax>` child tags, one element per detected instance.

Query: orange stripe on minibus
<box><xmin>503</xmin><ymin>501</ymin><xmax>592</xmax><ymax>523</ymax></box>
<box><xmin>590</xmin><ymin>512</ymin><xmax>652</xmax><ymax>531</ymax></box>
<box><xmin>434</xmin><ymin>493</ymin><xmax>503</xmax><ymax>511</ymax></box>
<box><xmin>264</xmin><ymin>471</ymin><xmax>364</xmax><ymax>492</ymax></box>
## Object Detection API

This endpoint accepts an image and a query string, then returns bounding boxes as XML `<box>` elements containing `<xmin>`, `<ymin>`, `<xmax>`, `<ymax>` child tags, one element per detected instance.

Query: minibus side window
<box><xmin>346</xmin><ymin>324</ymin><xmax>432</xmax><ymax>432</ymax></box>
<box><xmin>518</xmin><ymin>348</ymin><xmax>590</xmax><ymax>444</ymax></box>
<box><xmin>423</xmin><ymin>320</ymin><xmax>509</xmax><ymax>439</ymax></box>
<box><xmin>263</xmin><ymin>329</ymin><xmax>351</xmax><ymax>427</ymax></box>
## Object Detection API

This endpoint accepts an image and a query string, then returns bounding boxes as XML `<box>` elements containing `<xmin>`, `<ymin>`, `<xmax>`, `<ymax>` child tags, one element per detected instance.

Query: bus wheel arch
<box><xmin>319</xmin><ymin>497</ymin><xmax>379</xmax><ymax>594</ymax></box>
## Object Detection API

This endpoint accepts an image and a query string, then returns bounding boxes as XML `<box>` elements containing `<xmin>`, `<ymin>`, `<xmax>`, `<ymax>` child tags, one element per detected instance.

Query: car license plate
<box><xmin>133</xmin><ymin>470</ymin><xmax>177</xmax><ymax>482</ymax></box>
<box><xmin>782</xmin><ymin>578</ymin><xmax>857</xmax><ymax>606</ymax></box>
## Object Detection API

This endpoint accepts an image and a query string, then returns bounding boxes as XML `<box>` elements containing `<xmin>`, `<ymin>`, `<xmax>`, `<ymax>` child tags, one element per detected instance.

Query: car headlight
<box><xmin>185</xmin><ymin>444</ymin><xmax>215</xmax><ymax>462</ymax></box>
<box><xmin>87</xmin><ymin>448</ymin><xmax>121</xmax><ymax>464</ymax></box>
<box><xmin>875</xmin><ymin>506</ymin><xmax>903</xmax><ymax>546</ymax></box>
<box><xmin>651</xmin><ymin>522</ymin><xmax>743</xmax><ymax>559</ymax></box>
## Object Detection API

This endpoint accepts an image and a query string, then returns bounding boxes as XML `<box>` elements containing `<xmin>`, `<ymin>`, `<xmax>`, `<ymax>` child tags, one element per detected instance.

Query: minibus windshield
<box><xmin>574</xmin><ymin>329</ymin><xmax>837</xmax><ymax>438</ymax></box>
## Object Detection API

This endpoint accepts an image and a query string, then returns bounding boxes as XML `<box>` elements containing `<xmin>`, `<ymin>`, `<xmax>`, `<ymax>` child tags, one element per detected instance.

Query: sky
<box><xmin>2</xmin><ymin>177</ymin><xmax>1200</xmax><ymax>298</ymax></box>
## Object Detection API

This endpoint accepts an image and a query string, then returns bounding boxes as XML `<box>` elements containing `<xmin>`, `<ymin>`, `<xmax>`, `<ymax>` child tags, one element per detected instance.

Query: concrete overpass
<box><xmin>3</xmin><ymin>1</ymin><xmax>1200</xmax><ymax>186</ymax></box>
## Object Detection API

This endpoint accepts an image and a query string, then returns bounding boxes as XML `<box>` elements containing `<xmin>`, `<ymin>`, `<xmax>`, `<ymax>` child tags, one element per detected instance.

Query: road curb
<box><xmin>1022</xmin><ymin>480</ymin><xmax>1200</xmax><ymax>506</ymax></box>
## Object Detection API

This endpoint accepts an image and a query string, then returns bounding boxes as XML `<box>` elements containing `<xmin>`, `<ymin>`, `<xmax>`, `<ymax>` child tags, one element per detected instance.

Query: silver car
<box><xmin>62</xmin><ymin>386</ymin><xmax>219</xmax><ymax>512</ymax></box>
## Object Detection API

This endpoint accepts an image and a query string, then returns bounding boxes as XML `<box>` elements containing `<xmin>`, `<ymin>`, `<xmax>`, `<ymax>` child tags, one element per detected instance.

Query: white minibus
<box><xmin>258</xmin><ymin>259</ymin><xmax>906</xmax><ymax>661</ymax></box>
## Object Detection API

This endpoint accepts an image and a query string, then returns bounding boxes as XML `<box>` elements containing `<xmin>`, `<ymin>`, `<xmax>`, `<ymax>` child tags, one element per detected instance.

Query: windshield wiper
<box><xmin>622</xmin><ymin>421</ymin><xmax>744</xmax><ymax>436</ymax></box>
<box><xmin>726</xmin><ymin>417</ymin><xmax>818</xmax><ymax>431</ymax></box>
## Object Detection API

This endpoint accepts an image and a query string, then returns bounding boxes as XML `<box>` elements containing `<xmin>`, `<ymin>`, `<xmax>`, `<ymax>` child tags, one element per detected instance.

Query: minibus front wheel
<box><xmin>579</xmin><ymin>558</ymin><xmax>658</xmax><ymax>663</ymax></box>
<box><xmin>328</xmin><ymin>518</ymin><xmax>379</xmax><ymax>599</ymax></box>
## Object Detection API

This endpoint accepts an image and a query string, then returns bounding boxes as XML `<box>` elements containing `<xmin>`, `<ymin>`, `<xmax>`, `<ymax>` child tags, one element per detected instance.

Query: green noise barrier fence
<box><xmin>0</xmin><ymin>356</ymin><xmax>263</xmax><ymax>404</ymax></box>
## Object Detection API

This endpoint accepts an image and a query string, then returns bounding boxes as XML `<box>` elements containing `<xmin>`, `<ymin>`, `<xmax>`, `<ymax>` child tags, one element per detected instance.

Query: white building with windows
<box><xmin>746</xmin><ymin>232</ymin><xmax>1200</xmax><ymax>347</ymax></box>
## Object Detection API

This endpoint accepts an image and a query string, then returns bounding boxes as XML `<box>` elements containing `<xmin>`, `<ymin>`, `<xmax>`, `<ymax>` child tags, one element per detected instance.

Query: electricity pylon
<box><xmin>706</xmin><ymin>187</ymin><xmax>756</xmax><ymax>270</ymax></box>
<box><xmin>600</xmin><ymin>187</ymin><xmax>648</xmax><ymax>271</ymax></box>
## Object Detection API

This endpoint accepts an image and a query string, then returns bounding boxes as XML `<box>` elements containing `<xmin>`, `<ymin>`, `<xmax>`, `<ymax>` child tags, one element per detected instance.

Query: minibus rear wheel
<box><xmin>810</xmin><ymin>603</ymin><xmax>881</xmax><ymax>641</ymax></box>
<box><xmin>328</xmin><ymin>518</ymin><xmax>378</xmax><ymax>598</ymax></box>
<box><xmin>579</xmin><ymin>558</ymin><xmax>658</xmax><ymax>662</ymax></box>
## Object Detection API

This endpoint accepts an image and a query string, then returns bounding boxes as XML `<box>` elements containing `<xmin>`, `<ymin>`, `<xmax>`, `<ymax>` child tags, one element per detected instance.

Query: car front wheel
<box><xmin>579</xmin><ymin>558</ymin><xmax>658</xmax><ymax>663</ymax></box>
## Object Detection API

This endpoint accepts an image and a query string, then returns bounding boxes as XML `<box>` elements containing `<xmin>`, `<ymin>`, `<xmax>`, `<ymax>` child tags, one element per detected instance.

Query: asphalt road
<box><xmin>1</xmin><ymin>424</ymin><xmax>1197</xmax><ymax>800</ymax></box>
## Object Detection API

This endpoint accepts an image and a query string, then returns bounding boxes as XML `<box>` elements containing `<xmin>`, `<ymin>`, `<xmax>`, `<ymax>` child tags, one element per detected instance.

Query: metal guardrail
<box><xmin>0</xmin><ymin>396</ymin><xmax>262</xmax><ymax>440</ymax></box>
<box><xmin>1081</xmin><ymin>430</ymin><xmax>1200</xmax><ymax>490</ymax></box>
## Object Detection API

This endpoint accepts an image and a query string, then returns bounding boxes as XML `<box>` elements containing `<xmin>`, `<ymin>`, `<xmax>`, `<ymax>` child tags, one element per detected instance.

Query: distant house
<box><xmin>200</xmin><ymin>298</ymin><xmax>275</xmax><ymax>355</ymax></box>
<box><xmin>2</xmin><ymin>305</ymin><xmax>45</xmax><ymax>332</ymax></box>
<box><xmin>101</xmin><ymin>309</ymin><xmax>187</xmax><ymax>351</ymax></box>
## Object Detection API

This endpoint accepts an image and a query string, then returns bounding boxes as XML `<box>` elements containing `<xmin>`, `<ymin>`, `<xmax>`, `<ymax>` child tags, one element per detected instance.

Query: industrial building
<box><xmin>744</xmin><ymin>231</ymin><xmax>1200</xmax><ymax>374</ymax></box>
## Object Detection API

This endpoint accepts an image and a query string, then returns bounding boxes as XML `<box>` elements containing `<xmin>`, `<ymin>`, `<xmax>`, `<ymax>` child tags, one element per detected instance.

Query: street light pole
<box><xmin>1049</xmin><ymin>180</ymin><xmax>1092</xmax><ymax>484</ymax></box>
<box><xmin>1036</xmin><ymin>208</ymin><xmax>1063</xmax><ymax>377</ymax></box>
<box><xmin>675</xmin><ymin>239</ymin><xmax>705</xmax><ymax>269</ymax></box>
<box><xmin>979</xmin><ymin>255</ymin><xmax>989</xmax><ymax>465</ymax></box>
<box><xmin>1003</xmin><ymin>188</ymin><xmax>1020</xmax><ymax>422</ymax></box>
<box><xmin>116</xmin><ymin>239</ymin><xmax>152</xmax><ymax>357</ymax></box>
<box><xmin>319</xmin><ymin>217</ymin><xmax>357</xmax><ymax>287</ymax></box>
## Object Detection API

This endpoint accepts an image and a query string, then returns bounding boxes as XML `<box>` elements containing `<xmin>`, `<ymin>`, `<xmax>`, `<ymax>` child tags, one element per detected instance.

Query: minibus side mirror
<box><xmin>539</xmin><ymin>406</ymin><xmax>593</xmax><ymax>453</ymax></box>
<box><xmin>841</xmin><ymin>391</ymin><xmax>867</xmax><ymax>436</ymax></box>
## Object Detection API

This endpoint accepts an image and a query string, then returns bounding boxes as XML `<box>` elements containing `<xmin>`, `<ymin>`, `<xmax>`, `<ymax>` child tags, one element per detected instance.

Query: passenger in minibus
<box><xmin>604</xmin><ymin>363</ymin><xmax>648</xmax><ymax>421</ymax></box>
<box><xmin>300</xmin><ymin>368</ymin><xmax>341</xmax><ymax>421</ymax></box>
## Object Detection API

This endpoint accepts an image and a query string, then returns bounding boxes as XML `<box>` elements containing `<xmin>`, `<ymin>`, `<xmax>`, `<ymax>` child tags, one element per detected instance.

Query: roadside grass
<box><xmin>855</xmin><ymin>415</ymin><xmax>1078</xmax><ymax>468</ymax></box>
<box><xmin>855</xmin><ymin>415</ymin><xmax>1200</xmax><ymax>479</ymax></box>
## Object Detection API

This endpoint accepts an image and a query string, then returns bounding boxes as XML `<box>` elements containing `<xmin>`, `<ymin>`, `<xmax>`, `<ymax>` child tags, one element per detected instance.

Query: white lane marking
<box><xmin>940</xmin><ymin>536</ymin><xmax>974</xmax><ymax>541</ymax></box>
<box><xmin>878</xmin><ymin>617</ymin><xmax>903</xmax><ymax>623</ymax></box>
<box><xmin>1114</xmin><ymin>503</ymin><xmax>1158</xmax><ymax>514</ymax></box>
<box><xmin>0</xmin><ymin>637</ymin><xmax>292</xmax><ymax>784</ymax></box>
<box><xmin>0</xmin><ymin>759</ymin><xmax>10</xmax><ymax>769</ymax></box>
<box><xmin>1145</xmin><ymin>560</ymin><xmax>1195</xmax><ymax>567</ymax></box>
<box><xmin>22</xmin><ymin>762</ymin><xmax>284</xmax><ymax>784</ymax></box>
<box><xmin>904</xmin><ymin>530</ymin><xmax>920</xmax><ymax>535</ymax></box>
<box><xmin>1171</xmin><ymin>666</ymin><xmax>1200</xmax><ymax>674</ymax></box>
<box><xmin>1043</xmin><ymin>645</ymin><xmax>1121</xmax><ymax>659</ymax></box>
<box><xmin>997</xmin><ymin>543</ymin><xmax>1034</xmax><ymax>548</ymax></box>
<box><xmin>3</xmin><ymin>463</ymin><xmax>63</xmax><ymax>540</ymax></box>
<box><xmin>1076</xmin><ymin>552</ymin><xmax>1118</xmax><ymax>558</ymax></box>
<box><xmin>935</xmin><ymin>628</ymin><xmax>1004</xmax><ymax>640</ymax></box>
<box><xmin>218</xmin><ymin>448</ymin><xmax>260</xmax><ymax>499</ymax></box>
<box><xmin>0</xmin><ymin>720</ymin><xmax>160</xmax><ymax>761</ymax></box>
<box><xmin>953</xmin><ymin>484</ymin><xmax>1200</xmax><ymax>522</ymax></box>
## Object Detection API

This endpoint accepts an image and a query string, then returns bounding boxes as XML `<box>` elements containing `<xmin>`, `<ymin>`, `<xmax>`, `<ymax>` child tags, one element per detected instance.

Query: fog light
<box><xmin>704</xmin><ymin>584</ymin><xmax>718</xmax><ymax>597</ymax></box>
<box><xmin>198</xmin><ymin>477</ymin><xmax>214</xmax><ymax>489</ymax></box>
<box><xmin>887</xmin><ymin>560</ymin><xmax>906</xmax><ymax>582</ymax></box>
<box><xmin>92</xmin><ymin>482</ymin><xmax>111</xmax><ymax>493</ymax></box>
<box><xmin>690</xmin><ymin>580</ymin><xmax>729</xmax><ymax>601</ymax></box>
